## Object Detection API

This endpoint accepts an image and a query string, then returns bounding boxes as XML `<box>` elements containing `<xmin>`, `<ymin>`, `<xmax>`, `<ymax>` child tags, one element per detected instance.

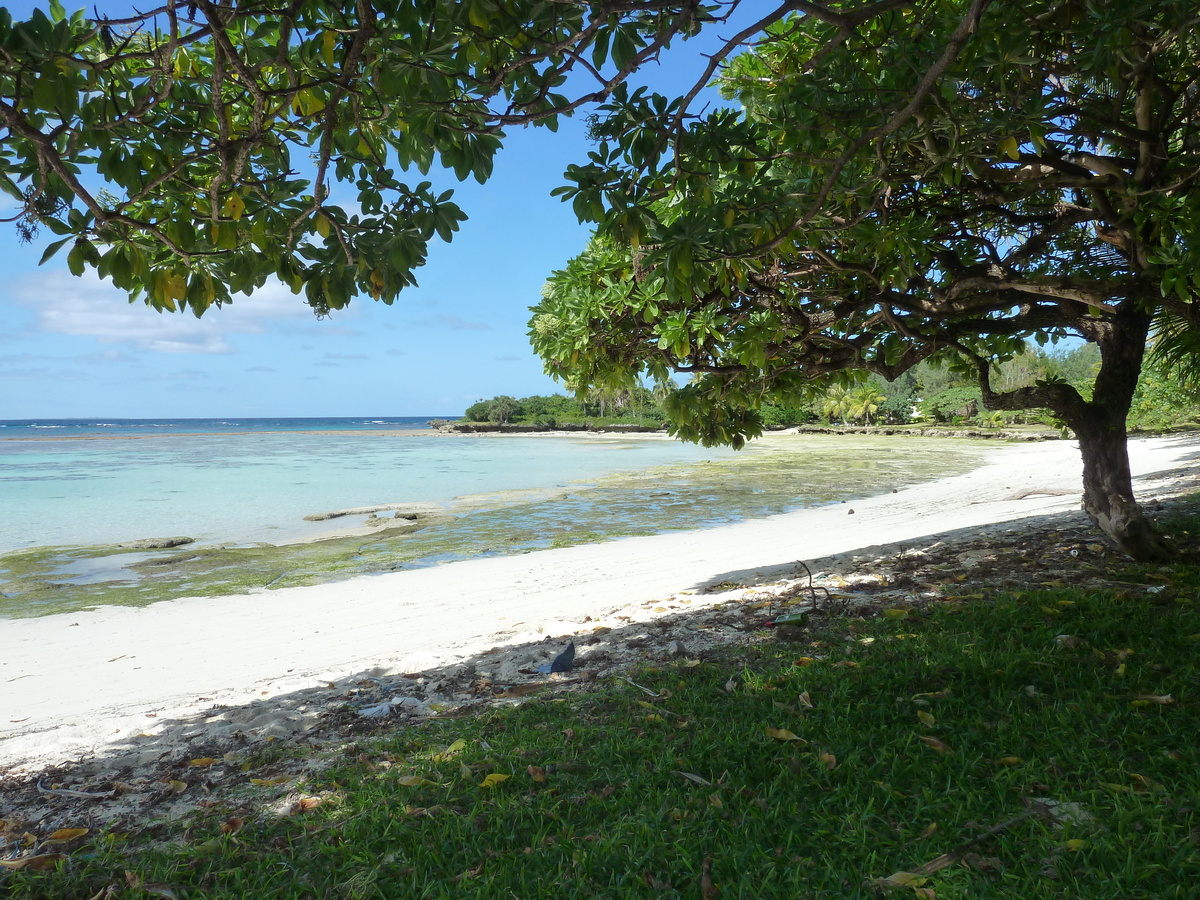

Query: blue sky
<box><xmin>0</xmin><ymin>2</ymin><xmax>755</xmax><ymax>419</ymax></box>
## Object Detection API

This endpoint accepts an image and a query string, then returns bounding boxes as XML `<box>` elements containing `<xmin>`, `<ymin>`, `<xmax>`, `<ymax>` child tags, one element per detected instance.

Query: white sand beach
<box><xmin>2</xmin><ymin>434</ymin><xmax>1197</xmax><ymax>774</ymax></box>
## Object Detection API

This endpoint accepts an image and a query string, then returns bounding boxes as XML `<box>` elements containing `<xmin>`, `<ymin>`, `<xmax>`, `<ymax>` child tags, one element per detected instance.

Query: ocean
<box><xmin>0</xmin><ymin>417</ymin><xmax>744</xmax><ymax>553</ymax></box>
<box><xmin>0</xmin><ymin>418</ymin><xmax>985</xmax><ymax>617</ymax></box>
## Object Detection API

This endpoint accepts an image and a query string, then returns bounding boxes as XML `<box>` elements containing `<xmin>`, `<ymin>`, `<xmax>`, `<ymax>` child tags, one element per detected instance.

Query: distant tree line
<box><xmin>463</xmin><ymin>385</ymin><xmax>666</xmax><ymax>428</ymax></box>
<box><xmin>467</xmin><ymin>344</ymin><xmax>1199</xmax><ymax>432</ymax></box>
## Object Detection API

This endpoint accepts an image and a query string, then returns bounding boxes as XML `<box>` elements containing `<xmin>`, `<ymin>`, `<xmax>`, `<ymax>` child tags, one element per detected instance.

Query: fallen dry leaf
<box><xmin>765</xmin><ymin>726</ymin><xmax>804</xmax><ymax>742</ymax></box>
<box><xmin>675</xmin><ymin>771</ymin><xmax>712</xmax><ymax>787</ymax></box>
<box><xmin>397</xmin><ymin>775</ymin><xmax>437</xmax><ymax>787</ymax></box>
<box><xmin>819</xmin><ymin>752</ymin><xmax>837</xmax><ymax>771</ymax></box>
<box><xmin>917</xmin><ymin>710</ymin><xmax>936</xmax><ymax>727</ymax></box>
<box><xmin>289</xmin><ymin>797</ymin><xmax>322</xmax><ymax>815</ymax></box>
<box><xmin>871</xmin><ymin>871</ymin><xmax>928</xmax><ymax>892</ymax></box>
<box><xmin>918</xmin><ymin>736</ymin><xmax>949</xmax><ymax>753</ymax></box>
<box><xmin>432</xmin><ymin>739</ymin><xmax>468</xmax><ymax>762</ymax></box>
<box><xmin>45</xmin><ymin>827</ymin><xmax>89</xmax><ymax>843</ymax></box>
<box><xmin>249</xmin><ymin>776</ymin><xmax>291</xmax><ymax>787</ymax></box>
<box><xmin>219</xmin><ymin>816</ymin><xmax>245</xmax><ymax>835</ymax></box>
<box><xmin>0</xmin><ymin>854</ymin><xmax>66</xmax><ymax>871</ymax></box>
<box><xmin>701</xmin><ymin>856</ymin><xmax>719</xmax><ymax>898</ymax></box>
<box><xmin>798</xmin><ymin>691</ymin><xmax>813</xmax><ymax>709</ymax></box>
<box><xmin>996</xmin><ymin>756</ymin><xmax>1020</xmax><ymax>766</ymax></box>
<box><xmin>124</xmin><ymin>871</ymin><xmax>180</xmax><ymax>900</ymax></box>
<box><xmin>189</xmin><ymin>758</ymin><xmax>216</xmax><ymax>768</ymax></box>
<box><xmin>527</xmin><ymin>765</ymin><xmax>547</xmax><ymax>783</ymax></box>
<box><xmin>1130</xmin><ymin>694</ymin><xmax>1174</xmax><ymax>706</ymax></box>
<box><xmin>479</xmin><ymin>773</ymin><xmax>511</xmax><ymax>788</ymax></box>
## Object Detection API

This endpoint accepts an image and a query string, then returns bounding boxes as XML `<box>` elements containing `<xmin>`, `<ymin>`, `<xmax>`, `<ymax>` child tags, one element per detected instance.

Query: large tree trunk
<box><xmin>977</xmin><ymin>301</ymin><xmax>1172</xmax><ymax>561</ymax></box>
<box><xmin>1064</xmin><ymin>304</ymin><xmax>1172</xmax><ymax>561</ymax></box>
<box><xmin>1072</xmin><ymin>412</ymin><xmax>1171</xmax><ymax>561</ymax></box>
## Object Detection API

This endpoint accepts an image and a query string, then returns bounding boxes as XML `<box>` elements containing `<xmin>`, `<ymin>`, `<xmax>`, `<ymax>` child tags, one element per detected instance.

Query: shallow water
<box><xmin>0</xmin><ymin>428</ymin><xmax>988</xmax><ymax>617</ymax></box>
<box><xmin>0</xmin><ymin>429</ymin><xmax>740</xmax><ymax>553</ymax></box>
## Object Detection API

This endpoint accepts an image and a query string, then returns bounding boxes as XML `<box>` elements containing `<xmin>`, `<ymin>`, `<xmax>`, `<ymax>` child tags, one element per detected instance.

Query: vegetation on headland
<box><xmin>5</xmin><ymin>500</ymin><xmax>1198</xmax><ymax>899</ymax></box>
<box><xmin>462</xmin><ymin>344</ymin><xmax>1200</xmax><ymax>433</ymax></box>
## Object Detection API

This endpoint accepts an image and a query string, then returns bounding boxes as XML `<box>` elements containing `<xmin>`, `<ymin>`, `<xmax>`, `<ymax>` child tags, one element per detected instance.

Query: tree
<box><xmin>817</xmin><ymin>383</ymin><xmax>852</xmax><ymax>425</ymax></box>
<box><xmin>488</xmin><ymin>395</ymin><xmax>520</xmax><ymax>425</ymax></box>
<box><xmin>532</xmin><ymin>0</ymin><xmax>1200</xmax><ymax>560</ymax></box>
<box><xmin>0</xmin><ymin>0</ymin><xmax>727</xmax><ymax>315</ymax></box>
<box><xmin>847</xmin><ymin>383</ymin><xmax>884</xmax><ymax>425</ymax></box>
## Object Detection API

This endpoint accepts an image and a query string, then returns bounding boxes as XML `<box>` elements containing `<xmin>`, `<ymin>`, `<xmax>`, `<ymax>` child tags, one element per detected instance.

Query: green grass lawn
<box><xmin>5</xmin><ymin>524</ymin><xmax>1199</xmax><ymax>898</ymax></box>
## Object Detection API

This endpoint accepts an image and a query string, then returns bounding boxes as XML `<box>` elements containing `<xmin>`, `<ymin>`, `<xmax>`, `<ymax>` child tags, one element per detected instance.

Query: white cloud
<box><xmin>15</xmin><ymin>271</ymin><xmax>315</xmax><ymax>353</ymax></box>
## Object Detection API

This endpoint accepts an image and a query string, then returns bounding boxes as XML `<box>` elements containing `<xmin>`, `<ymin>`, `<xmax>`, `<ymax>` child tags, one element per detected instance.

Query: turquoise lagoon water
<box><xmin>0</xmin><ymin>418</ymin><xmax>750</xmax><ymax>553</ymax></box>
<box><xmin>0</xmin><ymin>419</ymin><xmax>988</xmax><ymax>615</ymax></box>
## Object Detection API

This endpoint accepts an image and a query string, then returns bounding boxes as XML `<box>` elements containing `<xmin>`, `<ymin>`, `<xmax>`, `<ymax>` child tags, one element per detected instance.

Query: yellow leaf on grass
<box><xmin>875</xmin><ymin>871</ymin><xmax>927</xmax><ymax>889</ymax></box>
<box><xmin>883</xmin><ymin>608</ymin><xmax>908</xmax><ymax>619</ymax></box>
<box><xmin>819</xmin><ymin>752</ymin><xmax>837</xmax><ymax>770</ymax></box>
<box><xmin>249</xmin><ymin>776</ymin><xmax>291</xmax><ymax>787</ymax></box>
<box><xmin>480</xmin><ymin>773</ymin><xmax>510</xmax><ymax>788</ymax></box>
<box><xmin>765</xmin><ymin>726</ymin><xmax>804</xmax><ymax>742</ymax></box>
<box><xmin>918</xmin><ymin>735</ymin><xmax>949</xmax><ymax>753</ymax></box>
<box><xmin>0</xmin><ymin>854</ymin><xmax>66</xmax><ymax>871</ymax></box>
<box><xmin>917</xmin><ymin>710</ymin><xmax>936</xmax><ymax>727</ymax></box>
<box><xmin>45</xmin><ymin>828</ymin><xmax>89</xmax><ymax>843</ymax></box>
<box><xmin>397</xmin><ymin>775</ymin><xmax>437</xmax><ymax>787</ymax></box>
<box><xmin>433</xmin><ymin>739</ymin><xmax>468</xmax><ymax>761</ymax></box>
<box><xmin>997</xmin><ymin>756</ymin><xmax>1021</xmax><ymax>766</ymax></box>
<box><xmin>1129</xmin><ymin>773</ymin><xmax>1162</xmax><ymax>792</ymax></box>
<box><xmin>1130</xmin><ymin>694</ymin><xmax>1174</xmax><ymax>706</ymax></box>
<box><xmin>527</xmin><ymin>766</ymin><xmax>547</xmax><ymax>783</ymax></box>
<box><xmin>918</xmin><ymin>822</ymin><xmax>938</xmax><ymax>840</ymax></box>
<box><xmin>798</xmin><ymin>691</ymin><xmax>813</xmax><ymax>708</ymax></box>
<box><xmin>1065</xmin><ymin>839</ymin><xmax>1085</xmax><ymax>852</ymax></box>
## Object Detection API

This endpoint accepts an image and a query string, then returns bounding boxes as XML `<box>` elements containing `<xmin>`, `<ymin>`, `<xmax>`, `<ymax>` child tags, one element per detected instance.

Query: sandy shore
<box><xmin>2</xmin><ymin>434</ymin><xmax>1197</xmax><ymax>774</ymax></box>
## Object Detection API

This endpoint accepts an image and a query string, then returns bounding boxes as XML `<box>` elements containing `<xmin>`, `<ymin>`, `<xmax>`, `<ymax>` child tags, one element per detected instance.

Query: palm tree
<box><xmin>818</xmin><ymin>384</ymin><xmax>854</xmax><ymax>424</ymax></box>
<box><xmin>846</xmin><ymin>384</ymin><xmax>885</xmax><ymax>425</ymax></box>
<box><xmin>1147</xmin><ymin>310</ymin><xmax>1200</xmax><ymax>390</ymax></box>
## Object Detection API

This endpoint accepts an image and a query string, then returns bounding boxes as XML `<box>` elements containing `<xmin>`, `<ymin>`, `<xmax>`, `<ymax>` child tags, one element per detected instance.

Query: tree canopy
<box><xmin>0</xmin><ymin>0</ymin><xmax>736</xmax><ymax>314</ymax></box>
<box><xmin>531</xmin><ymin>0</ymin><xmax>1200</xmax><ymax>559</ymax></box>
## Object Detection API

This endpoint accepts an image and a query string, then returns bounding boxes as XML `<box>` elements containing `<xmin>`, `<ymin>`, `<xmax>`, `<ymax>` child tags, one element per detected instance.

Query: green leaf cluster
<box><xmin>1</xmin><ymin>1</ymin><xmax>717</xmax><ymax>314</ymax></box>
<box><xmin>532</xmin><ymin>1</ymin><xmax>1200</xmax><ymax>454</ymax></box>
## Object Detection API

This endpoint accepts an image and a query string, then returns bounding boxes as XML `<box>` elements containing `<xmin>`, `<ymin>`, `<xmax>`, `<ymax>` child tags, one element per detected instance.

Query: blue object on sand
<box><xmin>537</xmin><ymin>641</ymin><xmax>575</xmax><ymax>674</ymax></box>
